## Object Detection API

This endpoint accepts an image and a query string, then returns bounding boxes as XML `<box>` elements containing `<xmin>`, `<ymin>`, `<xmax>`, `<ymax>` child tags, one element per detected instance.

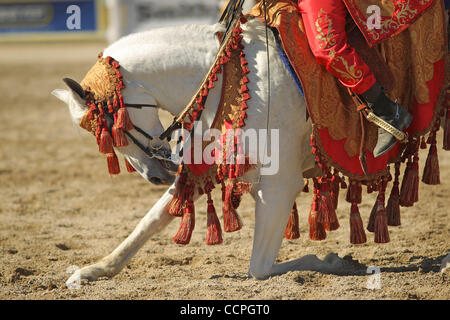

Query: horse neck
<box><xmin>103</xmin><ymin>24</ymin><xmax>223</xmax><ymax>117</ymax></box>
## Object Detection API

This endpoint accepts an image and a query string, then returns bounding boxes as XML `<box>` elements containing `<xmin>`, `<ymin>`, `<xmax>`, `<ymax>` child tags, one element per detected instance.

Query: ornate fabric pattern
<box><xmin>78</xmin><ymin>54</ymin><xmax>133</xmax><ymax>175</ymax></box>
<box><xmin>342</xmin><ymin>0</ymin><xmax>436</xmax><ymax>47</ymax></box>
<box><xmin>167</xmin><ymin>20</ymin><xmax>254</xmax><ymax>246</ymax></box>
<box><xmin>248</xmin><ymin>0</ymin><xmax>448</xmax><ymax>181</ymax></box>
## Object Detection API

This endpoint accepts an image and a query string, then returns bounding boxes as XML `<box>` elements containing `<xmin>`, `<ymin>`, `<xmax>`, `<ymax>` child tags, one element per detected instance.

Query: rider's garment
<box><xmin>297</xmin><ymin>0</ymin><xmax>376</xmax><ymax>94</ymax></box>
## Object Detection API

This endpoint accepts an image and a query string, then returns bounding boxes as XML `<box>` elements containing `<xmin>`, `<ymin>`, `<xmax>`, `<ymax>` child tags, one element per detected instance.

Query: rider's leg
<box><xmin>297</xmin><ymin>0</ymin><xmax>412</xmax><ymax>157</ymax></box>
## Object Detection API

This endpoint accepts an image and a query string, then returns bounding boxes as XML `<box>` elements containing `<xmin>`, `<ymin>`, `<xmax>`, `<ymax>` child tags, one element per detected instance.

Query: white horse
<box><xmin>53</xmin><ymin>18</ymin><xmax>356</xmax><ymax>286</ymax></box>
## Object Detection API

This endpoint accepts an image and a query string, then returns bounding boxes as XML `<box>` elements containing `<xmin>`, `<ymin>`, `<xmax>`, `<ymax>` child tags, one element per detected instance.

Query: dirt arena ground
<box><xmin>0</xmin><ymin>42</ymin><xmax>448</xmax><ymax>300</ymax></box>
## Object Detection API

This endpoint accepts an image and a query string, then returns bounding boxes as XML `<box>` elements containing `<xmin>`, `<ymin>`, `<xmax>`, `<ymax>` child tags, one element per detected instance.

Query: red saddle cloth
<box><xmin>248</xmin><ymin>0</ymin><xmax>448</xmax><ymax>244</ymax></box>
<box><xmin>249</xmin><ymin>0</ymin><xmax>449</xmax><ymax>182</ymax></box>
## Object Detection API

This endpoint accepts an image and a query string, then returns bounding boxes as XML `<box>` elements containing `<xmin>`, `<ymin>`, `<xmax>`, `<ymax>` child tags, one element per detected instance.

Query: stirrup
<box><xmin>349</xmin><ymin>89</ymin><xmax>409</xmax><ymax>143</ymax></box>
<box><xmin>364</xmin><ymin>109</ymin><xmax>408</xmax><ymax>142</ymax></box>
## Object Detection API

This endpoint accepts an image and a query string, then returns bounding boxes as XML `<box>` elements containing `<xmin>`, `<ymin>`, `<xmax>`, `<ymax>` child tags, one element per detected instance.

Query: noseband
<box><xmin>103</xmin><ymin>103</ymin><xmax>175</xmax><ymax>163</ymax></box>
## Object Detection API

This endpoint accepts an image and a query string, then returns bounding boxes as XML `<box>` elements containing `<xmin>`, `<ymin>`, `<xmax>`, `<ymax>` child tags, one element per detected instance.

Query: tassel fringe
<box><xmin>222</xmin><ymin>179</ymin><xmax>243</xmax><ymax>232</ymax></box>
<box><xmin>99</xmin><ymin>128</ymin><xmax>114</xmax><ymax>154</ymax></box>
<box><xmin>349</xmin><ymin>202</ymin><xmax>366</xmax><ymax>244</ymax></box>
<box><xmin>422</xmin><ymin>139</ymin><xmax>440</xmax><ymax>185</ymax></box>
<box><xmin>308</xmin><ymin>196</ymin><xmax>327</xmax><ymax>241</ymax></box>
<box><xmin>374</xmin><ymin>209</ymin><xmax>390</xmax><ymax>243</ymax></box>
<box><xmin>399</xmin><ymin>153</ymin><xmax>419</xmax><ymax>207</ymax></box>
<box><xmin>106</xmin><ymin>152</ymin><xmax>120</xmax><ymax>175</ymax></box>
<box><xmin>117</xmin><ymin>107</ymin><xmax>134</xmax><ymax>131</ymax></box>
<box><xmin>173</xmin><ymin>201</ymin><xmax>195</xmax><ymax>245</ymax></box>
<box><xmin>284</xmin><ymin>202</ymin><xmax>300</xmax><ymax>240</ymax></box>
<box><xmin>205</xmin><ymin>196</ymin><xmax>223</xmax><ymax>245</ymax></box>
<box><xmin>112</xmin><ymin>125</ymin><xmax>128</xmax><ymax>147</ymax></box>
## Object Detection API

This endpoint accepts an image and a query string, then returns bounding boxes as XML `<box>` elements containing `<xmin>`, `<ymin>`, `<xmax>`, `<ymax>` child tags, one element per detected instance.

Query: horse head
<box><xmin>52</xmin><ymin>77</ymin><xmax>177</xmax><ymax>186</ymax></box>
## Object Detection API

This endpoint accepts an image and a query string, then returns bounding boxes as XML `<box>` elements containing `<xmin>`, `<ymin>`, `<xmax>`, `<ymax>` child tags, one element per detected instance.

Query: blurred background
<box><xmin>0</xmin><ymin>0</ymin><xmax>257</xmax><ymax>44</ymax></box>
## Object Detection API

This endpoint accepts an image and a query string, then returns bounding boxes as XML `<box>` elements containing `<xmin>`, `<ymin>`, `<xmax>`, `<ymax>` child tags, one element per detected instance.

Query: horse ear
<box><xmin>62</xmin><ymin>78</ymin><xmax>85</xmax><ymax>100</ymax></box>
<box><xmin>52</xmin><ymin>88</ymin><xmax>88</xmax><ymax>124</ymax></box>
<box><xmin>51</xmin><ymin>89</ymin><xmax>70</xmax><ymax>104</ymax></box>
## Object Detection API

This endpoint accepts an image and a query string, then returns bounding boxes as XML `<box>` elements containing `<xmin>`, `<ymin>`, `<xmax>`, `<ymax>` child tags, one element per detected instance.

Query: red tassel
<box><xmin>240</xmin><ymin>84</ymin><xmax>249</xmax><ymax>93</ymax></box>
<box><xmin>168</xmin><ymin>197</ymin><xmax>184</xmax><ymax>217</ymax></box>
<box><xmin>172</xmin><ymin>201</ymin><xmax>195</xmax><ymax>245</ymax></box>
<box><xmin>420</xmin><ymin>136</ymin><xmax>427</xmax><ymax>149</ymax></box>
<box><xmin>367</xmin><ymin>182</ymin><xmax>390</xmax><ymax>243</ymax></box>
<box><xmin>117</xmin><ymin>108</ymin><xmax>134</xmax><ymax>131</ymax></box>
<box><xmin>222</xmin><ymin>180</ymin><xmax>243</xmax><ymax>232</ymax></box>
<box><xmin>386</xmin><ymin>162</ymin><xmax>401</xmax><ymax>226</ymax></box>
<box><xmin>99</xmin><ymin>128</ymin><xmax>114</xmax><ymax>154</ymax></box>
<box><xmin>209</xmin><ymin>73</ymin><xmax>218</xmax><ymax>82</ymax></box>
<box><xmin>284</xmin><ymin>202</ymin><xmax>300</xmax><ymax>240</ymax></box>
<box><xmin>399</xmin><ymin>154</ymin><xmax>419</xmax><ymax>207</ymax></box>
<box><xmin>112</xmin><ymin>125</ymin><xmax>128</xmax><ymax>147</ymax></box>
<box><xmin>349</xmin><ymin>202</ymin><xmax>366</xmax><ymax>244</ymax></box>
<box><xmin>346</xmin><ymin>180</ymin><xmax>362</xmax><ymax>204</ymax></box>
<box><xmin>106</xmin><ymin>152</ymin><xmax>120</xmax><ymax>175</ymax></box>
<box><xmin>220</xmin><ymin>55</ymin><xmax>230</xmax><ymax>65</ymax></box>
<box><xmin>308</xmin><ymin>196</ymin><xmax>327</xmax><ymax>241</ymax></box>
<box><xmin>326</xmin><ymin>212</ymin><xmax>340</xmax><ymax>231</ymax></box>
<box><xmin>422</xmin><ymin>141</ymin><xmax>440</xmax><ymax>185</ymax></box>
<box><xmin>124</xmin><ymin>157</ymin><xmax>135</xmax><ymax>173</ymax></box>
<box><xmin>168</xmin><ymin>169</ymin><xmax>192</xmax><ymax>217</ymax></box>
<box><xmin>374</xmin><ymin>209</ymin><xmax>390</xmax><ymax>244</ymax></box>
<box><xmin>317</xmin><ymin>179</ymin><xmax>339</xmax><ymax>231</ymax></box>
<box><xmin>205</xmin><ymin>196</ymin><xmax>223</xmax><ymax>245</ymax></box>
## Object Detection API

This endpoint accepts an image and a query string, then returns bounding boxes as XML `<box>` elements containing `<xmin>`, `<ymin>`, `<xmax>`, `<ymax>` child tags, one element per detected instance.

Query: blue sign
<box><xmin>0</xmin><ymin>0</ymin><xmax>99</xmax><ymax>34</ymax></box>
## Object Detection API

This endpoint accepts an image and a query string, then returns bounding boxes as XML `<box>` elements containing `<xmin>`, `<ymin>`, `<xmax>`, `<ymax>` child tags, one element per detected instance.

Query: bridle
<box><xmin>103</xmin><ymin>103</ymin><xmax>175</xmax><ymax>164</ymax></box>
<box><xmin>66</xmin><ymin>1</ymin><xmax>253</xmax><ymax>170</ymax></box>
<box><xmin>111</xmin><ymin>0</ymin><xmax>267</xmax><ymax>168</ymax></box>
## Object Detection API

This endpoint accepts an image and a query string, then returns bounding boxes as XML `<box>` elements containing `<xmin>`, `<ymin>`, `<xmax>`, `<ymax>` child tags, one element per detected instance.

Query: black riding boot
<box><xmin>360</xmin><ymin>83</ymin><xmax>413</xmax><ymax>158</ymax></box>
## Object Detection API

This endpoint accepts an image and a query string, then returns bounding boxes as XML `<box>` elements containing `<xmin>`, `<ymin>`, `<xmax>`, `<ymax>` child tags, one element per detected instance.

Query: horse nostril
<box><xmin>149</xmin><ymin>177</ymin><xmax>162</xmax><ymax>185</ymax></box>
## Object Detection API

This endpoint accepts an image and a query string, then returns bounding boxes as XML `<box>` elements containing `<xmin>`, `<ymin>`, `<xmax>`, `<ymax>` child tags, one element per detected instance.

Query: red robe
<box><xmin>297</xmin><ymin>0</ymin><xmax>376</xmax><ymax>94</ymax></box>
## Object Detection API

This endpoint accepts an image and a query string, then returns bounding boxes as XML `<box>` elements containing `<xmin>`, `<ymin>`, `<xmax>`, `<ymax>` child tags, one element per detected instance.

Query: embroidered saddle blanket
<box><xmin>248</xmin><ymin>0</ymin><xmax>448</xmax><ymax>182</ymax></box>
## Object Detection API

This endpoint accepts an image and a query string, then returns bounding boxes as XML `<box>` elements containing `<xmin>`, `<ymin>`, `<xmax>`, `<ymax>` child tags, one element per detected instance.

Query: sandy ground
<box><xmin>0</xmin><ymin>42</ymin><xmax>449</xmax><ymax>301</ymax></box>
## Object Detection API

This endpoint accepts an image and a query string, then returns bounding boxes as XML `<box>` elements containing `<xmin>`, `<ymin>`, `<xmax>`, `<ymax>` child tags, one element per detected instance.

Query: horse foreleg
<box><xmin>248</xmin><ymin>177</ymin><xmax>357</xmax><ymax>280</ymax></box>
<box><xmin>66</xmin><ymin>186</ymin><xmax>176</xmax><ymax>286</ymax></box>
<box><xmin>248</xmin><ymin>174</ymin><xmax>301</xmax><ymax>280</ymax></box>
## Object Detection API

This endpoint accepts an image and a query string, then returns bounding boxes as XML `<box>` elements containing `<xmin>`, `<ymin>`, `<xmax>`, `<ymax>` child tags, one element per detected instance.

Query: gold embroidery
<box><xmin>395</xmin><ymin>3</ymin><xmax>417</xmax><ymax>24</ymax></box>
<box><xmin>315</xmin><ymin>8</ymin><xmax>337</xmax><ymax>50</ymax></box>
<box><xmin>346</xmin><ymin>0</ymin><xmax>432</xmax><ymax>42</ymax></box>
<box><xmin>330</xmin><ymin>56</ymin><xmax>363</xmax><ymax>83</ymax></box>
